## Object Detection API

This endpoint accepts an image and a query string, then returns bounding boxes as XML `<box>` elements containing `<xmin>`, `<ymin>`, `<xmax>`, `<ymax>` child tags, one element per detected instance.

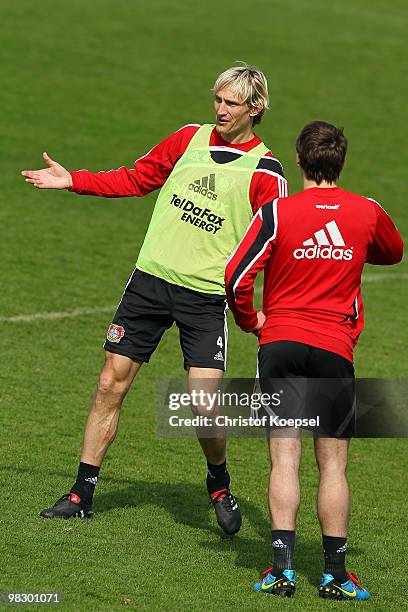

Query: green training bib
<box><xmin>136</xmin><ymin>124</ymin><xmax>268</xmax><ymax>294</ymax></box>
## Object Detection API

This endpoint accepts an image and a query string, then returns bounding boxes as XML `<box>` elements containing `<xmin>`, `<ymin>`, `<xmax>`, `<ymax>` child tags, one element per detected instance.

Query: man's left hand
<box><xmin>251</xmin><ymin>310</ymin><xmax>265</xmax><ymax>335</ymax></box>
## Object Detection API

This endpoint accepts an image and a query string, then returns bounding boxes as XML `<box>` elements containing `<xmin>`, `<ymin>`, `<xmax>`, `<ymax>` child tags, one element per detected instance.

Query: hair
<box><xmin>212</xmin><ymin>63</ymin><xmax>269</xmax><ymax>125</ymax></box>
<box><xmin>296</xmin><ymin>120</ymin><xmax>348</xmax><ymax>184</ymax></box>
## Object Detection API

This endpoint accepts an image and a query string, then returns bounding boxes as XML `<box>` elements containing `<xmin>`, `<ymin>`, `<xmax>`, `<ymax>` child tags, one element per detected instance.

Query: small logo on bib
<box><xmin>188</xmin><ymin>173</ymin><xmax>217</xmax><ymax>200</ymax></box>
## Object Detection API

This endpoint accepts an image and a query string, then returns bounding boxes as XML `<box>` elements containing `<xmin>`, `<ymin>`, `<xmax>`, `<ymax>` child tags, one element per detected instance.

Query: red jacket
<box><xmin>225</xmin><ymin>187</ymin><xmax>403</xmax><ymax>362</ymax></box>
<box><xmin>69</xmin><ymin>124</ymin><xmax>288</xmax><ymax>214</ymax></box>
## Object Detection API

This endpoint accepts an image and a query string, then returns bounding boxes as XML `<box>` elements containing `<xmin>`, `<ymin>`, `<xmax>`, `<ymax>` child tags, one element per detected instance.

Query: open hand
<box><xmin>21</xmin><ymin>152</ymin><xmax>73</xmax><ymax>189</ymax></box>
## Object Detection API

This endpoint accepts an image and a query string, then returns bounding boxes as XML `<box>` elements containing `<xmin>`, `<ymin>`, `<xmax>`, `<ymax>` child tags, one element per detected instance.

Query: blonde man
<box><xmin>22</xmin><ymin>64</ymin><xmax>288</xmax><ymax>533</ymax></box>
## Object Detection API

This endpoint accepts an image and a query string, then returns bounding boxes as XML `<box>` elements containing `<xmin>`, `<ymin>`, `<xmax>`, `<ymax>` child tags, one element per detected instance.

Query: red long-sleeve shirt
<box><xmin>69</xmin><ymin>124</ymin><xmax>288</xmax><ymax>213</ymax></box>
<box><xmin>225</xmin><ymin>187</ymin><xmax>403</xmax><ymax>362</ymax></box>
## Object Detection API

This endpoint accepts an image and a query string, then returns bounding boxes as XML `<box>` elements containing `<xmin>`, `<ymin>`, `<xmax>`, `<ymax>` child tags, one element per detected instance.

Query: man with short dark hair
<box><xmin>21</xmin><ymin>65</ymin><xmax>287</xmax><ymax>534</ymax></box>
<box><xmin>225</xmin><ymin>120</ymin><xmax>403</xmax><ymax>599</ymax></box>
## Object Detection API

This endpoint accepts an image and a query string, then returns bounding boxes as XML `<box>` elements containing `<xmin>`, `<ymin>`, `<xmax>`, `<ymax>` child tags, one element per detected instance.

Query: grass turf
<box><xmin>0</xmin><ymin>0</ymin><xmax>407</xmax><ymax>610</ymax></box>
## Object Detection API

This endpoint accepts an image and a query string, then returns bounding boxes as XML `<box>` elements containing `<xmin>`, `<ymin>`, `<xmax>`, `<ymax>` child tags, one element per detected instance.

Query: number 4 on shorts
<box><xmin>217</xmin><ymin>336</ymin><xmax>223</xmax><ymax>348</ymax></box>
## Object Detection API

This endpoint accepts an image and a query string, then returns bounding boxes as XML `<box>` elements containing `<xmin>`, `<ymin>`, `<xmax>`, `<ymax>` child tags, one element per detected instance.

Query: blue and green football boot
<box><xmin>319</xmin><ymin>572</ymin><xmax>370</xmax><ymax>600</ymax></box>
<box><xmin>254</xmin><ymin>566</ymin><xmax>296</xmax><ymax>597</ymax></box>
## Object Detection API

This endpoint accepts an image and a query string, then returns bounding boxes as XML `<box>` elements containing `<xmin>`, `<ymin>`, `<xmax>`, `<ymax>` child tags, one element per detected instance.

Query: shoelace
<box><xmin>57</xmin><ymin>494</ymin><xmax>72</xmax><ymax>503</ymax></box>
<box><xmin>347</xmin><ymin>572</ymin><xmax>364</xmax><ymax>591</ymax></box>
<box><xmin>56</xmin><ymin>493</ymin><xmax>81</xmax><ymax>505</ymax></box>
<box><xmin>261</xmin><ymin>565</ymin><xmax>274</xmax><ymax>578</ymax></box>
<box><xmin>209</xmin><ymin>489</ymin><xmax>236</xmax><ymax>512</ymax></box>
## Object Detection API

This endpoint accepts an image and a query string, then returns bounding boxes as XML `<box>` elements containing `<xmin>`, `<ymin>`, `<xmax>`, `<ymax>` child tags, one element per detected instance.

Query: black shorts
<box><xmin>257</xmin><ymin>341</ymin><xmax>355</xmax><ymax>437</ymax></box>
<box><xmin>104</xmin><ymin>269</ymin><xmax>228</xmax><ymax>370</ymax></box>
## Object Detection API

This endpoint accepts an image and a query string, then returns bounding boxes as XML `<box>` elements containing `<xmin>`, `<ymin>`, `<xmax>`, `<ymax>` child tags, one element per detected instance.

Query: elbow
<box><xmin>387</xmin><ymin>252</ymin><xmax>403</xmax><ymax>266</ymax></box>
<box><xmin>392</xmin><ymin>238</ymin><xmax>404</xmax><ymax>264</ymax></box>
<box><xmin>368</xmin><ymin>237</ymin><xmax>404</xmax><ymax>265</ymax></box>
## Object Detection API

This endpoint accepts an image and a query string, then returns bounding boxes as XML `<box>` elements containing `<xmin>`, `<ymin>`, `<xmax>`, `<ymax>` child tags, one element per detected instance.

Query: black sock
<box><xmin>322</xmin><ymin>535</ymin><xmax>348</xmax><ymax>583</ymax></box>
<box><xmin>271</xmin><ymin>530</ymin><xmax>296</xmax><ymax>572</ymax></box>
<box><xmin>206</xmin><ymin>460</ymin><xmax>230</xmax><ymax>494</ymax></box>
<box><xmin>70</xmin><ymin>462</ymin><xmax>100</xmax><ymax>506</ymax></box>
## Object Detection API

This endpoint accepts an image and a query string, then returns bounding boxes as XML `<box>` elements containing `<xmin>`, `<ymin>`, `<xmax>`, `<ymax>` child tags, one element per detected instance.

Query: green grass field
<box><xmin>1</xmin><ymin>0</ymin><xmax>407</xmax><ymax>610</ymax></box>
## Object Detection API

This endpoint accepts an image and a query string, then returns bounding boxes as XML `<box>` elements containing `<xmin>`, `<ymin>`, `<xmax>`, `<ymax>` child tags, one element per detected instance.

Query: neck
<box><xmin>303</xmin><ymin>178</ymin><xmax>337</xmax><ymax>189</ymax></box>
<box><xmin>216</xmin><ymin>125</ymin><xmax>255</xmax><ymax>144</ymax></box>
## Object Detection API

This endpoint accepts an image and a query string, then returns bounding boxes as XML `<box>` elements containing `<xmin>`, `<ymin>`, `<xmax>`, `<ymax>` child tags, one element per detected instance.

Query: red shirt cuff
<box><xmin>69</xmin><ymin>171</ymin><xmax>81</xmax><ymax>192</ymax></box>
<box><xmin>237</xmin><ymin>312</ymin><xmax>258</xmax><ymax>332</ymax></box>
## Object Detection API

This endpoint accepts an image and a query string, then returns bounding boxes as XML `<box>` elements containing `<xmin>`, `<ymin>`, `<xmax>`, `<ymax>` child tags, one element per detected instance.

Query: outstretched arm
<box><xmin>21</xmin><ymin>125</ymin><xmax>200</xmax><ymax>199</ymax></box>
<box><xmin>21</xmin><ymin>152</ymin><xmax>72</xmax><ymax>189</ymax></box>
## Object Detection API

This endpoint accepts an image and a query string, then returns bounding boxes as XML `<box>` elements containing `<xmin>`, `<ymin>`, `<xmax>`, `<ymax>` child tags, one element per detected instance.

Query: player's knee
<box><xmin>317</xmin><ymin>453</ymin><xmax>348</xmax><ymax>475</ymax></box>
<box><xmin>269</xmin><ymin>437</ymin><xmax>301</xmax><ymax>468</ymax></box>
<box><xmin>191</xmin><ymin>402</ymin><xmax>212</xmax><ymax>418</ymax></box>
<box><xmin>315</xmin><ymin>439</ymin><xmax>348</xmax><ymax>472</ymax></box>
<box><xmin>97</xmin><ymin>369</ymin><xmax>130</xmax><ymax>397</ymax></box>
<box><xmin>271</xmin><ymin>457</ymin><xmax>300</xmax><ymax>475</ymax></box>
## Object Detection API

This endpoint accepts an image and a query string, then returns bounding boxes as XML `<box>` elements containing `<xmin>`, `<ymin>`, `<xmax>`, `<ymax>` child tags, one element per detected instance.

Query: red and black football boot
<box><xmin>209</xmin><ymin>488</ymin><xmax>241</xmax><ymax>535</ymax></box>
<box><xmin>40</xmin><ymin>493</ymin><xmax>93</xmax><ymax>520</ymax></box>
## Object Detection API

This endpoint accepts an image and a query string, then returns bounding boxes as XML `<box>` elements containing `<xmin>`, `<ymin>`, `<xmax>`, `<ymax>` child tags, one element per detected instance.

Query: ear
<box><xmin>295</xmin><ymin>153</ymin><xmax>301</xmax><ymax>167</ymax></box>
<box><xmin>249</xmin><ymin>105</ymin><xmax>261</xmax><ymax>117</ymax></box>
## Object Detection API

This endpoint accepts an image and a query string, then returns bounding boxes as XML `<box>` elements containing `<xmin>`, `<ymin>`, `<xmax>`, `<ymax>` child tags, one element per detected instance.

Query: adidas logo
<box><xmin>84</xmin><ymin>477</ymin><xmax>98</xmax><ymax>486</ymax></box>
<box><xmin>189</xmin><ymin>173</ymin><xmax>217</xmax><ymax>201</ymax></box>
<box><xmin>214</xmin><ymin>351</ymin><xmax>224</xmax><ymax>361</ymax></box>
<box><xmin>272</xmin><ymin>539</ymin><xmax>287</xmax><ymax>549</ymax></box>
<box><xmin>293</xmin><ymin>220</ymin><xmax>353</xmax><ymax>260</ymax></box>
